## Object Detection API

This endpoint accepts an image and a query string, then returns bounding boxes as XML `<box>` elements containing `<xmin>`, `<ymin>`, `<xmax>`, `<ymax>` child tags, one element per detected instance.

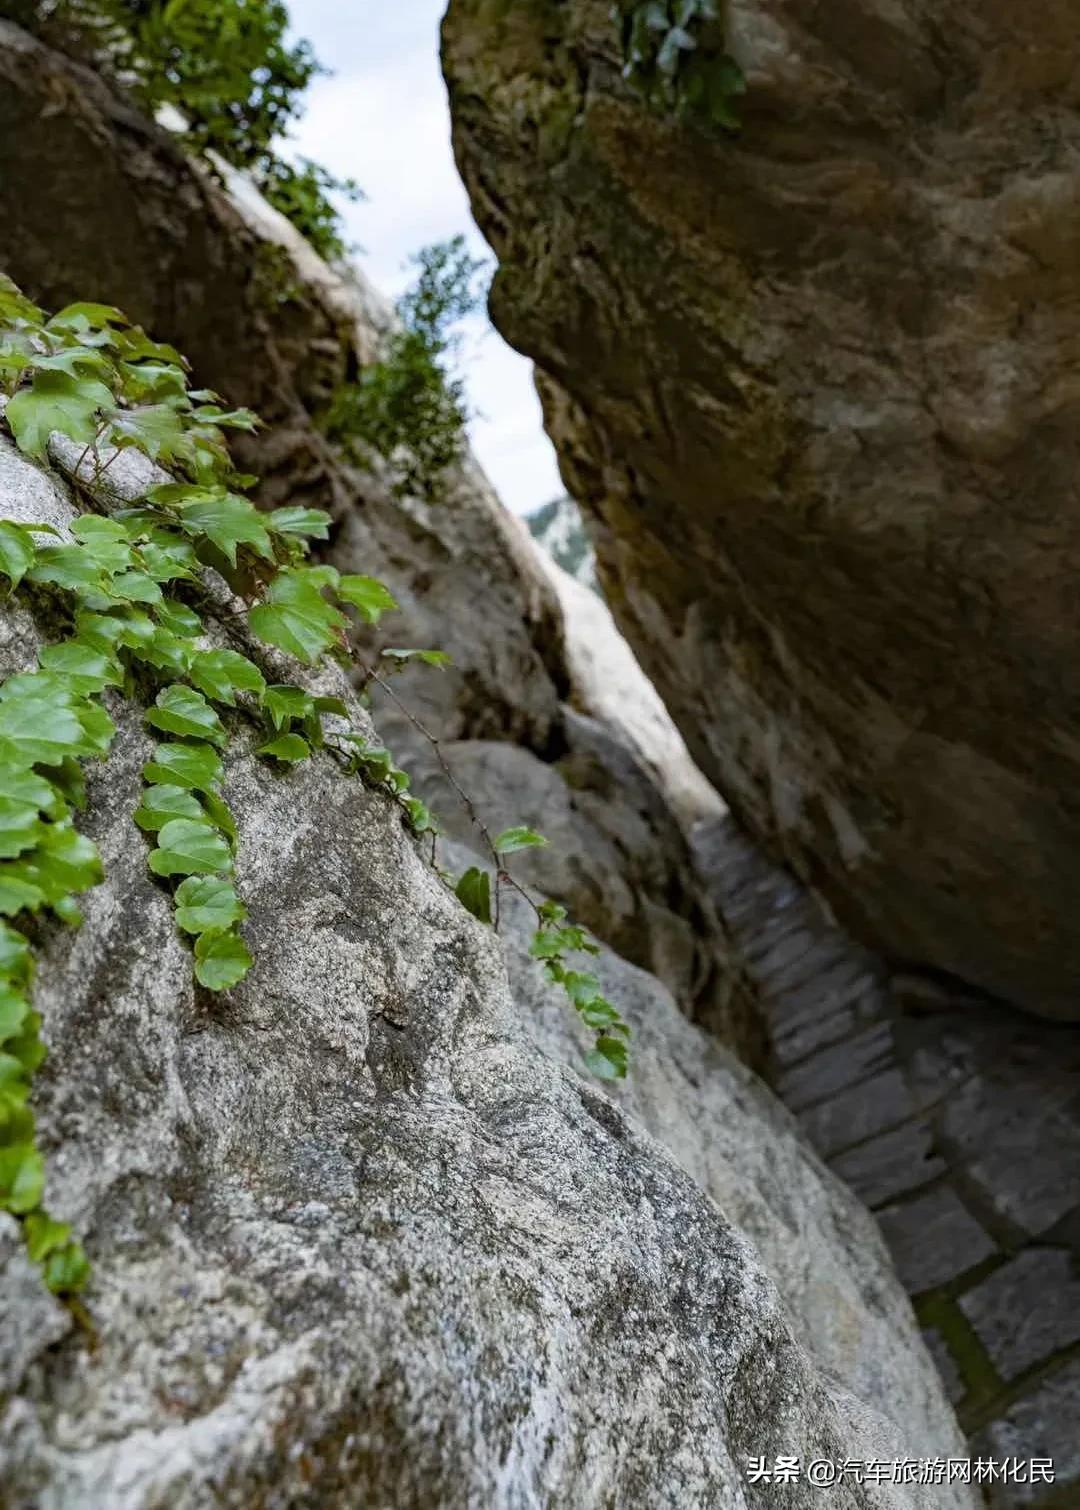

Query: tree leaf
<box><xmin>455</xmin><ymin>867</ymin><xmax>492</xmax><ymax>925</ymax></box>
<box><xmin>584</xmin><ymin>1034</ymin><xmax>629</xmax><ymax>1081</ymax></box>
<box><xmin>142</xmin><ymin>740</ymin><xmax>223</xmax><ymax>792</ymax></box>
<box><xmin>194</xmin><ymin>928</ymin><xmax>252</xmax><ymax>990</ymax></box>
<box><xmin>145</xmin><ymin>685</ymin><xmax>226</xmax><ymax>746</ymax></box>
<box><xmin>148</xmin><ymin>818</ymin><xmax>232</xmax><ymax>877</ymax></box>
<box><xmin>257</xmin><ymin>732</ymin><xmax>310</xmax><ymax>762</ymax></box>
<box><xmin>493</xmin><ymin>826</ymin><xmax>548</xmax><ymax>856</ymax></box>
<box><xmin>188</xmin><ymin>649</ymin><xmax>266</xmax><ymax>706</ymax></box>
<box><xmin>335</xmin><ymin>573</ymin><xmax>397</xmax><ymax>624</ymax></box>
<box><xmin>0</xmin><ymin>675</ymin><xmax>96</xmax><ymax>763</ymax></box>
<box><xmin>173</xmin><ymin>876</ymin><xmax>247</xmax><ymax>934</ymax></box>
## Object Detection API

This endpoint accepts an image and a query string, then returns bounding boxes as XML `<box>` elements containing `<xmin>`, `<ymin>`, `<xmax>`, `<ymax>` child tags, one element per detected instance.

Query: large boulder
<box><xmin>441</xmin><ymin>0</ymin><xmax>1080</xmax><ymax>1020</ymax></box>
<box><xmin>0</xmin><ymin>17</ymin><xmax>746</xmax><ymax>1047</ymax></box>
<box><xmin>0</xmin><ymin>437</ymin><xmax>974</xmax><ymax>1507</ymax></box>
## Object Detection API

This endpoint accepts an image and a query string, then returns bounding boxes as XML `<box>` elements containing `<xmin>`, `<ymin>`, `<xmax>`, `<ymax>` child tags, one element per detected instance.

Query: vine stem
<box><xmin>367</xmin><ymin>667</ymin><xmax>544</xmax><ymax>933</ymax></box>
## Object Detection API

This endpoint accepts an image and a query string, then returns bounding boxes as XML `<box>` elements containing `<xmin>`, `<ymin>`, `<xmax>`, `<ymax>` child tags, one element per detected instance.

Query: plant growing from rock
<box><xmin>614</xmin><ymin>0</ymin><xmax>746</xmax><ymax>128</ymax></box>
<box><xmin>0</xmin><ymin>275</ymin><xmax>628</xmax><ymax>1300</ymax></box>
<box><xmin>17</xmin><ymin>0</ymin><xmax>360</xmax><ymax>262</ymax></box>
<box><xmin>326</xmin><ymin>236</ymin><xmax>487</xmax><ymax>500</ymax></box>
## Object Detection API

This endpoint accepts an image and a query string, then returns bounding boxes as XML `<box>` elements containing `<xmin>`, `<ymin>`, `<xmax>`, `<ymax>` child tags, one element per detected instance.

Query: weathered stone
<box><xmin>776</xmin><ymin>1023</ymin><xmax>895</xmax><ymax>1113</ymax></box>
<box><xmin>0</xmin><ymin>16</ymin><xmax>755</xmax><ymax>1057</ymax></box>
<box><xmin>832</xmin><ymin>1121</ymin><xmax>946</xmax><ymax>1212</ymax></box>
<box><xmin>875</xmin><ymin>1189</ymin><xmax>996</xmax><ymax>1296</ymax></box>
<box><xmin>0</xmin><ymin>442</ymin><xmax>974</xmax><ymax>1507</ymax></box>
<box><xmin>969</xmin><ymin>1359</ymin><xmax>1080</xmax><ymax>1506</ymax></box>
<box><xmin>799</xmin><ymin>1069</ymin><xmax>916</xmax><ymax>1160</ymax></box>
<box><xmin>958</xmin><ymin>1250</ymin><xmax>1080</xmax><ymax>1381</ymax></box>
<box><xmin>920</xmin><ymin>1330</ymin><xmax>966</xmax><ymax>1407</ymax></box>
<box><xmin>442</xmin><ymin>0</ymin><xmax>1080</xmax><ymax>1020</ymax></box>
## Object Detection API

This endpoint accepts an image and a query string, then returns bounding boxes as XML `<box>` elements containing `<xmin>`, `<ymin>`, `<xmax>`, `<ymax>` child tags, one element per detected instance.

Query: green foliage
<box><xmin>326</xmin><ymin>237</ymin><xmax>487</xmax><ymax>500</ymax></box>
<box><xmin>25</xmin><ymin>0</ymin><xmax>359</xmax><ymax>260</ymax></box>
<box><xmin>0</xmin><ymin>272</ymin><xmax>630</xmax><ymax>1301</ymax></box>
<box><xmin>257</xmin><ymin>157</ymin><xmax>365</xmax><ymax>264</ymax></box>
<box><xmin>614</xmin><ymin>0</ymin><xmax>746</xmax><ymax>129</ymax></box>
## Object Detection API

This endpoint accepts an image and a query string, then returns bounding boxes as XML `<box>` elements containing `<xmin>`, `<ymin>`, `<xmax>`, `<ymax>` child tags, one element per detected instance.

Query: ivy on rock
<box><xmin>0</xmin><ymin>273</ymin><xmax>630</xmax><ymax>1303</ymax></box>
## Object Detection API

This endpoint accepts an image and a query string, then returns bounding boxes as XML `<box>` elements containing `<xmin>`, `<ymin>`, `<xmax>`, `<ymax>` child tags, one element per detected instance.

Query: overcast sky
<box><xmin>284</xmin><ymin>0</ymin><xmax>563</xmax><ymax>516</ymax></box>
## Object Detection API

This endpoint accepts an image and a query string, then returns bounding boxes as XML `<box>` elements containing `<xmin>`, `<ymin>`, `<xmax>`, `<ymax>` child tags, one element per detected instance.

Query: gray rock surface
<box><xmin>442</xmin><ymin>0</ymin><xmax>1080</xmax><ymax>1021</ymax></box>
<box><xmin>0</xmin><ymin>440</ymin><xmax>973</xmax><ymax>1506</ymax></box>
<box><xmin>696</xmin><ymin>813</ymin><xmax>1080</xmax><ymax>1507</ymax></box>
<box><xmin>0</xmin><ymin>16</ymin><xmax>749</xmax><ymax>1052</ymax></box>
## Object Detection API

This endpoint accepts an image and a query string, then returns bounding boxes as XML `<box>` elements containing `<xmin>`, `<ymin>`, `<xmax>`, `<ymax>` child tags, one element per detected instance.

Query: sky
<box><xmin>283</xmin><ymin>0</ymin><xmax>564</xmax><ymax>516</ymax></box>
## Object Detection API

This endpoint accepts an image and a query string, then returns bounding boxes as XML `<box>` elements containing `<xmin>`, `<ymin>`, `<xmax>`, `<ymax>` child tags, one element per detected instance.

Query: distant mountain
<box><xmin>525</xmin><ymin>495</ymin><xmax>599</xmax><ymax>592</ymax></box>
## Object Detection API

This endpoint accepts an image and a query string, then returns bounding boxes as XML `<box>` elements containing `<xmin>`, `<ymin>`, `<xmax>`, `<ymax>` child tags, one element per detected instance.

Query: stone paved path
<box><xmin>695</xmin><ymin>816</ymin><xmax>1080</xmax><ymax>1509</ymax></box>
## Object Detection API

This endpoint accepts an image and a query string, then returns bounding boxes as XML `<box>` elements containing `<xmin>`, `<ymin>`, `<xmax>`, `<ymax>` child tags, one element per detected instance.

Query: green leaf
<box><xmin>0</xmin><ymin>921</ymin><xmax>32</xmax><ymax>983</ymax></box>
<box><xmin>257</xmin><ymin>732</ymin><xmax>310</xmax><ymax>763</ymax></box>
<box><xmin>27</xmin><ymin>544</ymin><xmax>110</xmax><ymax>592</ymax></box>
<box><xmin>263</xmin><ymin>684</ymin><xmax>315</xmax><ymax>730</ymax></box>
<box><xmin>0</xmin><ymin>768</ymin><xmax>61</xmax><ymax>818</ymax></box>
<box><xmin>154</xmin><ymin>599</ymin><xmax>202</xmax><ymax>638</ymax></box>
<box><xmin>584</xmin><ymin>1035</ymin><xmax>629</xmax><ymax>1081</ymax></box>
<box><xmin>455</xmin><ymin>867</ymin><xmax>492</xmax><ymax>925</ymax></box>
<box><xmin>0</xmin><ymin>521</ymin><xmax>38</xmax><ymax>588</ymax></box>
<box><xmin>249</xmin><ymin>570</ymin><xmax>346</xmax><ymax>664</ymax></box>
<box><xmin>188</xmin><ymin>649</ymin><xmax>266</xmax><ymax>706</ymax></box>
<box><xmin>156</xmin><ymin>485</ymin><xmax>273</xmax><ymax>565</ymax></box>
<box><xmin>6</xmin><ymin>372</ymin><xmax>112</xmax><ymax>456</ymax></box>
<box><xmin>148</xmin><ymin>818</ymin><xmax>232</xmax><ymax>878</ymax></box>
<box><xmin>0</xmin><ymin>1141</ymin><xmax>44</xmax><ymax>1213</ymax></box>
<box><xmin>173</xmin><ymin>876</ymin><xmax>247</xmax><ymax>935</ymax></box>
<box><xmin>403</xmin><ymin>797</ymin><xmax>436</xmax><ymax>834</ymax></box>
<box><xmin>0</xmin><ymin>991</ymin><xmax>29</xmax><ymax>1044</ymax></box>
<box><xmin>194</xmin><ymin>928</ymin><xmax>252</xmax><ymax>990</ymax></box>
<box><xmin>0</xmin><ymin>799</ymin><xmax>46</xmax><ymax>860</ymax></box>
<box><xmin>38</xmin><ymin>640</ymin><xmax>121</xmax><ymax>695</ymax></box>
<box><xmin>268</xmin><ymin>506</ymin><xmax>332</xmax><ymax>540</ymax></box>
<box><xmin>107</xmin><ymin>403</ymin><xmax>193</xmax><ymax>467</ymax></box>
<box><xmin>0</xmin><ymin>675</ymin><xmax>96</xmax><ymax>763</ymax></box>
<box><xmin>142</xmin><ymin>740</ymin><xmax>223</xmax><ymax>792</ymax></box>
<box><xmin>106</xmin><ymin>570</ymin><xmax>163</xmax><ymax>605</ymax></box>
<box><xmin>201</xmin><ymin>791</ymin><xmax>238</xmax><ymax>847</ymax></box>
<box><xmin>43</xmin><ymin>1240</ymin><xmax>91</xmax><ymax>1294</ymax></box>
<box><xmin>132</xmin><ymin>783</ymin><xmax>204</xmax><ymax>832</ymax></box>
<box><xmin>136</xmin><ymin>534</ymin><xmax>199</xmax><ymax>583</ymax></box>
<box><xmin>493</xmin><ymin>826</ymin><xmax>548</xmax><ymax>856</ymax></box>
<box><xmin>335</xmin><ymin>574</ymin><xmax>397</xmax><ymax>624</ymax></box>
<box><xmin>145</xmin><ymin>685</ymin><xmax>226</xmax><ymax>747</ymax></box>
<box><xmin>22</xmin><ymin>1210</ymin><xmax>72</xmax><ymax>1263</ymax></box>
<box><xmin>0</xmin><ymin>871</ymin><xmax>45</xmax><ymax>916</ymax></box>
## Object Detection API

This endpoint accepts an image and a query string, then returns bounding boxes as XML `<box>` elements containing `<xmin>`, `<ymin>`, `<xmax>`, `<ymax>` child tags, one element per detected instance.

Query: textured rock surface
<box><xmin>0</xmin><ymin>16</ymin><xmax>748</xmax><ymax>1047</ymax></box>
<box><xmin>696</xmin><ymin>813</ymin><xmax>1080</xmax><ymax>1506</ymax></box>
<box><xmin>442</xmin><ymin>0</ymin><xmax>1080</xmax><ymax>1020</ymax></box>
<box><xmin>0</xmin><ymin>441</ymin><xmax>973</xmax><ymax>1507</ymax></box>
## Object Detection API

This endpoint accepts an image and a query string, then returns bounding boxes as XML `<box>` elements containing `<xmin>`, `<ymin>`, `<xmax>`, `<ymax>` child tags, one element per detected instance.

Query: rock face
<box><xmin>0</xmin><ymin>439</ymin><xmax>974</xmax><ymax>1506</ymax></box>
<box><xmin>441</xmin><ymin>0</ymin><xmax>1080</xmax><ymax>1020</ymax></box>
<box><xmin>0</xmin><ymin>16</ymin><xmax>750</xmax><ymax>1051</ymax></box>
<box><xmin>695</xmin><ymin>812</ymin><xmax>1080</xmax><ymax>1506</ymax></box>
<box><xmin>526</xmin><ymin>494</ymin><xmax>597</xmax><ymax>590</ymax></box>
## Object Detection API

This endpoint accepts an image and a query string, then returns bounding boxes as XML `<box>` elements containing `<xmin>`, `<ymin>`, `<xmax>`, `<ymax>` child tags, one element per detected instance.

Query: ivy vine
<box><xmin>0</xmin><ymin>274</ymin><xmax>629</xmax><ymax>1300</ymax></box>
<box><xmin>614</xmin><ymin>0</ymin><xmax>746</xmax><ymax>129</ymax></box>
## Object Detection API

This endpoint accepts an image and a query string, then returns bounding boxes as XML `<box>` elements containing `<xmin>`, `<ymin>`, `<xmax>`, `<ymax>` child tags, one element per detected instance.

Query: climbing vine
<box><xmin>0</xmin><ymin>274</ymin><xmax>628</xmax><ymax>1298</ymax></box>
<box><xmin>614</xmin><ymin>0</ymin><xmax>745</xmax><ymax>129</ymax></box>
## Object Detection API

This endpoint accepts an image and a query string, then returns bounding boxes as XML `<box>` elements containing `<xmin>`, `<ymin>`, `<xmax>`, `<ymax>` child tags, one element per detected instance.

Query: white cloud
<box><xmin>284</xmin><ymin>0</ymin><xmax>563</xmax><ymax>514</ymax></box>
